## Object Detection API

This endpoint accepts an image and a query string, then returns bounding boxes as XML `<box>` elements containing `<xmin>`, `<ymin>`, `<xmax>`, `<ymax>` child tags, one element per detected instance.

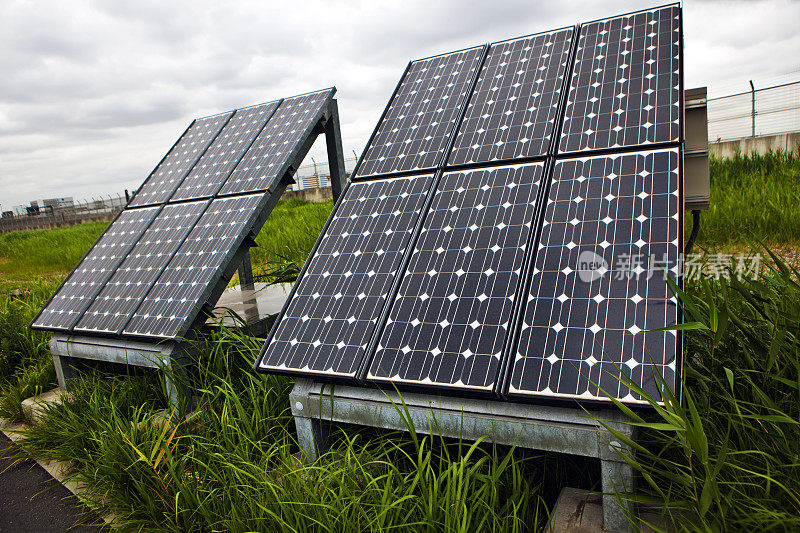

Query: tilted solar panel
<box><xmin>73</xmin><ymin>201</ymin><xmax>209</xmax><ymax>335</ymax></box>
<box><xmin>449</xmin><ymin>29</ymin><xmax>574</xmax><ymax>166</ymax></box>
<box><xmin>354</xmin><ymin>47</ymin><xmax>485</xmax><ymax>179</ymax></box>
<box><xmin>34</xmin><ymin>87</ymin><xmax>341</xmax><ymax>341</ymax></box>
<box><xmin>130</xmin><ymin>113</ymin><xmax>233</xmax><ymax>207</ymax></box>
<box><xmin>30</xmin><ymin>207</ymin><xmax>160</xmax><ymax>331</ymax></box>
<box><xmin>508</xmin><ymin>148</ymin><xmax>680</xmax><ymax>403</ymax></box>
<box><xmin>559</xmin><ymin>6</ymin><xmax>681</xmax><ymax>154</ymax></box>
<box><xmin>123</xmin><ymin>194</ymin><xmax>264</xmax><ymax>339</ymax></box>
<box><xmin>218</xmin><ymin>89</ymin><xmax>335</xmax><ymax>196</ymax></box>
<box><xmin>367</xmin><ymin>163</ymin><xmax>544</xmax><ymax>392</ymax></box>
<box><xmin>170</xmin><ymin>101</ymin><xmax>280</xmax><ymax>201</ymax></box>
<box><xmin>258</xmin><ymin>175</ymin><xmax>434</xmax><ymax>378</ymax></box>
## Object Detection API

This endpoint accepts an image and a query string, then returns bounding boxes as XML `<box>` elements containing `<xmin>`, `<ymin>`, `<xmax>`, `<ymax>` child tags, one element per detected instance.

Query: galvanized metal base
<box><xmin>290</xmin><ymin>378</ymin><xmax>637</xmax><ymax>533</ymax></box>
<box><xmin>49</xmin><ymin>334</ymin><xmax>191</xmax><ymax>412</ymax></box>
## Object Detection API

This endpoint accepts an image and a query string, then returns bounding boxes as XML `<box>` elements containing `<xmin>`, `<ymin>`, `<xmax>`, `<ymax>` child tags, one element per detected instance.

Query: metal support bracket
<box><xmin>289</xmin><ymin>378</ymin><xmax>637</xmax><ymax>533</ymax></box>
<box><xmin>49</xmin><ymin>333</ymin><xmax>193</xmax><ymax>415</ymax></box>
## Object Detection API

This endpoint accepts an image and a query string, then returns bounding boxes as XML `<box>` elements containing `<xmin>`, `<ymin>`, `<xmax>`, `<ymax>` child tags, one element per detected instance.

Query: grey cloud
<box><xmin>0</xmin><ymin>0</ymin><xmax>797</xmax><ymax>209</ymax></box>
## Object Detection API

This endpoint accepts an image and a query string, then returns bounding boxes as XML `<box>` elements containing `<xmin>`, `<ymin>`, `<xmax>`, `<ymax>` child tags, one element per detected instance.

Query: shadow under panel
<box><xmin>73</xmin><ymin>201</ymin><xmax>209</xmax><ymax>335</ymax></box>
<box><xmin>258</xmin><ymin>174</ymin><xmax>434</xmax><ymax>379</ymax></box>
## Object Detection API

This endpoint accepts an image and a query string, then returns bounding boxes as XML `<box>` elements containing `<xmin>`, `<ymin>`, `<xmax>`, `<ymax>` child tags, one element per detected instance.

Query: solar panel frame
<box><xmin>168</xmin><ymin>100</ymin><xmax>282</xmax><ymax>202</ymax></box>
<box><xmin>255</xmin><ymin>174</ymin><xmax>436</xmax><ymax>380</ymax></box>
<box><xmin>504</xmin><ymin>148</ymin><xmax>683</xmax><ymax>405</ymax></box>
<box><xmin>122</xmin><ymin>189</ymin><xmax>289</xmax><ymax>340</ymax></box>
<box><xmin>29</xmin><ymin>206</ymin><xmax>161</xmax><ymax>332</ymax></box>
<box><xmin>365</xmin><ymin>162</ymin><xmax>548</xmax><ymax>395</ymax></box>
<box><xmin>446</xmin><ymin>27</ymin><xmax>575</xmax><ymax>167</ymax></box>
<box><xmin>352</xmin><ymin>46</ymin><xmax>488</xmax><ymax>180</ymax></box>
<box><xmin>129</xmin><ymin>112</ymin><xmax>234</xmax><ymax>207</ymax></box>
<box><xmin>558</xmin><ymin>4</ymin><xmax>683</xmax><ymax>156</ymax></box>
<box><xmin>73</xmin><ymin>201</ymin><xmax>210</xmax><ymax>336</ymax></box>
<box><xmin>217</xmin><ymin>88</ymin><xmax>336</xmax><ymax>197</ymax></box>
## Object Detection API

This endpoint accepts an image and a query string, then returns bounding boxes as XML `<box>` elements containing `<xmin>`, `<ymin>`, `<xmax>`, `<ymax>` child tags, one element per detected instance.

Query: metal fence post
<box><xmin>749</xmin><ymin>80</ymin><xmax>756</xmax><ymax>137</ymax></box>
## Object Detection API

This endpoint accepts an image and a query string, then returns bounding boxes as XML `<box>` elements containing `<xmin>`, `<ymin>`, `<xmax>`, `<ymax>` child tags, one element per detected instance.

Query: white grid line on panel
<box><xmin>130</xmin><ymin>113</ymin><xmax>232</xmax><ymax>206</ymax></box>
<box><xmin>219</xmin><ymin>90</ymin><xmax>333</xmax><ymax>195</ymax></box>
<box><xmin>260</xmin><ymin>175</ymin><xmax>434</xmax><ymax>377</ymax></box>
<box><xmin>124</xmin><ymin>194</ymin><xmax>264</xmax><ymax>338</ymax></box>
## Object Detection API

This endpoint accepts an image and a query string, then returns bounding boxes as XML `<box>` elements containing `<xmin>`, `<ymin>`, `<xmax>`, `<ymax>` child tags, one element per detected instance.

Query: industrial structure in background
<box><xmin>0</xmin><ymin>156</ymin><xmax>357</xmax><ymax>234</ymax></box>
<box><xmin>2</xmin><ymin>78</ymin><xmax>797</xmax><ymax>234</ymax></box>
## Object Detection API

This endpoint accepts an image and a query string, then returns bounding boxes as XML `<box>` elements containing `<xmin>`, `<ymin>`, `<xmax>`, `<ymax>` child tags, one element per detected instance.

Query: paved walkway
<box><xmin>0</xmin><ymin>432</ymin><xmax>105</xmax><ymax>532</ymax></box>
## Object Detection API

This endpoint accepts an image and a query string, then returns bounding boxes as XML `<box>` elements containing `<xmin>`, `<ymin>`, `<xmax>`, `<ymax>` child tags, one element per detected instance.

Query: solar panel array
<box><xmin>449</xmin><ymin>29</ymin><xmax>573</xmax><ymax>165</ymax></box>
<box><xmin>32</xmin><ymin>88</ymin><xmax>338</xmax><ymax>340</ymax></box>
<box><xmin>354</xmin><ymin>47</ymin><xmax>485</xmax><ymax>178</ymax></box>
<box><xmin>559</xmin><ymin>6</ymin><xmax>681</xmax><ymax>154</ymax></box>
<box><xmin>259</xmin><ymin>175</ymin><xmax>433</xmax><ymax>377</ymax></box>
<box><xmin>257</xmin><ymin>5</ymin><xmax>683</xmax><ymax>406</ymax></box>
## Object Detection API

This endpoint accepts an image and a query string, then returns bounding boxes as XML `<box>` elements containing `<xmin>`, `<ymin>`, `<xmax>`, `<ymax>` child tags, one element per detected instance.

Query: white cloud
<box><xmin>0</xmin><ymin>0</ymin><xmax>797</xmax><ymax>210</ymax></box>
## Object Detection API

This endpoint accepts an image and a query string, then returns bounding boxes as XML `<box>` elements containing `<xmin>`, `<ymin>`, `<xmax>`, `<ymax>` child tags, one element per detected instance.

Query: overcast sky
<box><xmin>1</xmin><ymin>0</ymin><xmax>798</xmax><ymax>210</ymax></box>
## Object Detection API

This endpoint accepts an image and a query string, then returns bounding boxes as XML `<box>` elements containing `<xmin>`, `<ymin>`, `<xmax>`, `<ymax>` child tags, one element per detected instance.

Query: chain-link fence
<box><xmin>0</xmin><ymin>194</ymin><xmax>126</xmax><ymax>234</ymax></box>
<box><xmin>291</xmin><ymin>155</ymin><xmax>359</xmax><ymax>191</ymax></box>
<box><xmin>708</xmin><ymin>80</ymin><xmax>800</xmax><ymax>141</ymax></box>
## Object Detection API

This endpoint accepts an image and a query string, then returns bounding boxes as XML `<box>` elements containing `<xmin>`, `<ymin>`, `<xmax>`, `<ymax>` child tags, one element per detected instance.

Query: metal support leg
<box><xmin>324</xmin><ymin>100</ymin><xmax>346</xmax><ymax>201</ymax></box>
<box><xmin>290</xmin><ymin>378</ymin><xmax>330</xmax><ymax>463</ymax></box>
<box><xmin>600</xmin><ymin>458</ymin><xmax>635</xmax><ymax>532</ymax></box>
<box><xmin>293</xmin><ymin>416</ymin><xmax>329</xmax><ymax>463</ymax></box>
<box><xmin>239</xmin><ymin>249</ymin><xmax>255</xmax><ymax>291</ymax></box>
<box><xmin>598</xmin><ymin>411</ymin><xmax>636</xmax><ymax>533</ymax></box>
<box><xmin>52</xmin><ymin>354</ymin><xmax>76</xmax><ymax>390</ymax></box>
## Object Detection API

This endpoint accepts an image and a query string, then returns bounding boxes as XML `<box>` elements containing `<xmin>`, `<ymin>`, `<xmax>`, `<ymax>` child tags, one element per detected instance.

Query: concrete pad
<box><xmin>21</xmin><ymin>387</ymin><xmax>68</xmax><ymax>425</ymax></box>
<box><xmin>546</xmin><ymin>487</ymin><xmax>678</xmax><ymax>533</ymax></box>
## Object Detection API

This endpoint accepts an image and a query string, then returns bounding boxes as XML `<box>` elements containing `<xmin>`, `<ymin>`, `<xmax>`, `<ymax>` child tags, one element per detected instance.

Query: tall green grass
<box><xmin>11</xmin><ymin>244</ymin><xmax>799</xmax><ymax>531</ymax></box>
<box><xmin>690</xmin><ymin>149</ymin><xmax>800</xmax><ymax>246</ymax></box>
<box><xmin>0</xmin><ymin>279</ymin><xmax>59</xmax><ymax>420</ymax></box>
<box><xmin>603</xmin><ymin>247</ymin><xmax>800</xmax><ymax>531</ymax></box>
<box><xmin>15</xmin><ymin>329</ymin><xmax>544</xmax><ymax>531</ymax></box>
<box><xmin>250</xmin><ymin>198</ymin><xmax>333</xmax><ymax>269</ymax></box>
<box><xmin>0</xmin><ymin>221</ymin><xmax>107</xmax><ymax>279</ymax></box>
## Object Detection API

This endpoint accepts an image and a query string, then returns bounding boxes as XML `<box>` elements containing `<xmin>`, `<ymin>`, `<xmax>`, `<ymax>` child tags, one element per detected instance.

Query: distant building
<box><xmin>42</xmin><ymin>197</ymin><xmax>75</xmax><ymax>209</ymax></box>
